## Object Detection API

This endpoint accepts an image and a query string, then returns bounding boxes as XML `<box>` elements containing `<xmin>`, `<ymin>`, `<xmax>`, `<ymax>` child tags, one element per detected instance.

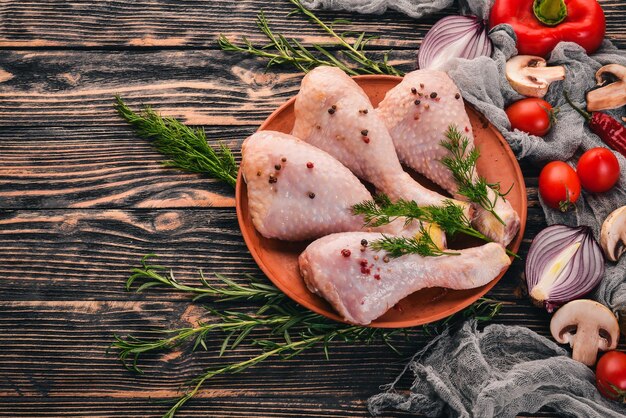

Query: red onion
<box><xmin>526</xmin><ymin>225</ymin><xmax>605</xmax><ymax>313</ymax></box>
<box><xmin>418</xmin><ymin>15</ymin><xmax>493</xmax><ymax>71</ymax></box>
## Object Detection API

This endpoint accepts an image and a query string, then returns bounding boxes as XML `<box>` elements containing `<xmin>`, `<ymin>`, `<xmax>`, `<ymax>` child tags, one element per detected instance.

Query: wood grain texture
<box><xmin>0</xmin><ymin>127</ymin><xmax>241</xmax><ymax>208</ymax></box>
<box><xmin>0</xmin><ymin>0</ymin><xmax>624</xmax><ymax>48</ymax></box>
<box><xmin>1</xmin><ymin>0</ymin><xmax>621</xmax><ymax>416</ymax></box>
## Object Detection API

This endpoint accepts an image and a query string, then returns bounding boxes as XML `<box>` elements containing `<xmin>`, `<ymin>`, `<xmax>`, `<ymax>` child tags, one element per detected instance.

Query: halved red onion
<box><xmin>418</xmin><ymin>15</ymin><xmax>493</xmax><ymax>71</ymax></box>
<box><xmin>526</xmin><ymin>225</ymin><xmax>605</xmax><ymax>313</ymax></box>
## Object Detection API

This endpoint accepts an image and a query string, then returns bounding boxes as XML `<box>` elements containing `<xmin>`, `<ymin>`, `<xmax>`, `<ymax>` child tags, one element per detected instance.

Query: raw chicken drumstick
<box><xmin>299</xmin><ymin>232</ymin><xmax>511</xmax><ymax>325</ymax></box>
<box><xmin>291</xmin><ymin>66</ymin><xmax>470</xmax><ymax>217</ymax></box>
<box><xmin>241</xmin><ymin>130</ymin><xmax>445</xmax><ymax>244</ymax></box>
<box><xmin>377</xmin><ymin>69</ymin><xmax>520</xmax><ymax>245</ymax></box>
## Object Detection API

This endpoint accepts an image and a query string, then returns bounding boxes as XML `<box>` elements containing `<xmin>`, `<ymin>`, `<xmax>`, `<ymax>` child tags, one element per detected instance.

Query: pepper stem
<box><xmin>533</xmin><ymin>0</ymin><xmax>567</xmax><ymax>26</ymax></box>
<box><xmin>563</xmin><ymin>91</ymin><xmax>592</xmax><ymax>122</ymax></box>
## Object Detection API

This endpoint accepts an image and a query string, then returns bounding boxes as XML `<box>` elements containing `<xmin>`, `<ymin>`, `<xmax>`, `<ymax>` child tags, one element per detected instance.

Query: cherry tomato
<box><xmin>505</xmin><ymin>98</ymin><xmax>554</xmax><ymax>137</ymax></box>
<box><xmin>596</xmin><ymin>351</ymin><xmax>626</xmax><ymax>402</ymax></box>
<box><xmin>539</xmin><ymin>161</ymin><xmax>581</xmax><ymax>211</ymax></box>
<box><xmin>576</xmin><ymin>148</ymin><xmax>620</xmax><ymax>193</ymax></box>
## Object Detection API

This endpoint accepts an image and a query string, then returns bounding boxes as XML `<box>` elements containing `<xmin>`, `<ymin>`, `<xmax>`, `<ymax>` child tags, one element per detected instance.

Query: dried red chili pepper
<box><xmin>489</xmin><ymin>0</ymin><xmax>605</xmax><ymax>57</ymax></box>
<box><xmin>564</xmin><ymin>92</ymin><xmax>626</xmax><ymax>158</ymax></box>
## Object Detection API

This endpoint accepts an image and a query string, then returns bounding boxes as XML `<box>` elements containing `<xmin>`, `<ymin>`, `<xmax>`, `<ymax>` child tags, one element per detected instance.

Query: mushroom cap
<box><xmin>505</xmin><ymin>55</ymin><xmax>565</xmax><ymax>98</ymax></box>
<box><xmin>595</xmin><ymin>64</ymin><xmax>626</xmax><ymax>85</ymax></box>
<box><xmin>601</xmin><ymin>206</ymin><xmax>626</xmax><ymax>262</ymax></box>
<box><xmin>587</xmin><ymin>64</ymin><xmax>626</xmax><ymax>112</ymax></box>
<box><xmin>550</xmin><ymin>299</ymin><xmax>619</xmax><ymax>366</ymax></box>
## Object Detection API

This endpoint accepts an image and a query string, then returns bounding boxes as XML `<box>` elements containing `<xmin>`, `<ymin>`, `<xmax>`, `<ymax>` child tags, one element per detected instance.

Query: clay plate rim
<box><xmin>235</xmin><ymin>74</ymin><xmax>527</xmax><ymax>328</ymax></box>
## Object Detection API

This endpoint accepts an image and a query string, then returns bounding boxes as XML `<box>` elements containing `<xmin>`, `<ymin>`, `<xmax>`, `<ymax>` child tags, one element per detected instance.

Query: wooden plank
<box><xmin>0</xmin><ymin>0</ymin><xmax>624</xmax><ymax>48</ymax></box>
<box><xmin>0</xmin><ymin>207</ymin><xmax>545</xmax><ymax>301</ymax></box>
<box><xmin>0</xmin><ymin>126</ymin><xmax>540</xmax><ymax>209</ymax></box>
<box><xmin>0</xmin><ymin>126</ymin><xmax>242</xmax><ymax>209</ymax></box>
<box><xmin>0</xmin><ymin>300</ymin><xmax>553</xmax><ymax>403</ymax></box>
<box><xmin>0</xmin><ymin>50</ymin><xmax>416</xmax><ymax>128</ymax></box>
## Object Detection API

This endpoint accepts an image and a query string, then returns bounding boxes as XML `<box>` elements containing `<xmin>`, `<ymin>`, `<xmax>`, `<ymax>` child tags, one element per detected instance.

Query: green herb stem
<box><xmin>114</xmin><ymin>96</ymin><xmax>238</xmax><ymax>188</ymax></box>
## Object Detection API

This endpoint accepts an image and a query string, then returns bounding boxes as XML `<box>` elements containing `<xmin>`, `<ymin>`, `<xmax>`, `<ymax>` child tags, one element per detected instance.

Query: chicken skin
<box><xmin>377</xmin><ymin>69</ymin><xmax>520</xmax><ymax>245</ymax></box>
<box><xmin>241</xmin><ymin>130</ymin><xmax>445</xmax><ymax>244</ymax></box>
<box><xmin>291</xmin><ymin>66</ymin><xmax>470</xmax><ymax>217</ymax></box>
<box><xmin>299</xmin><ymin>232</ymin><xmax>511</xmax><ymax>325</ymax></box>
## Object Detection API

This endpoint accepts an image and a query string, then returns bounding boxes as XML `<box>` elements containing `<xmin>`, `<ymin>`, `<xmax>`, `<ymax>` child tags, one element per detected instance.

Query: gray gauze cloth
<box><xmin>368</xmin><ymin>321</ymin><xmax>626</xmax><ymax>418</ymax></box>
<box><xmin>304</xmin><ymin>0</ymin><xmax>626</xmax><ymax>416</ymax></box>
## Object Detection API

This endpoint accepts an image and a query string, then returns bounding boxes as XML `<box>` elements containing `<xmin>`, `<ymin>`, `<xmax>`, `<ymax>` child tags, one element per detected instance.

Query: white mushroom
<box><xmin>505</xmin><ymin>55</ymin><xmax>565</xmax><ymax>98</ymax></box>
<box><xmin>601</xmin><ymin>206</ymin><xmax>626</xmax><ymax>262</ymax></box>
<box><xmin>550</xmin><ymin>299</ymin><xmax>620</xmax><ymax>366</ymax></box>
<box><xmin>586</xmin><ymin>64</ymin><xmax>626</xmax><ymax>112</ymax></box>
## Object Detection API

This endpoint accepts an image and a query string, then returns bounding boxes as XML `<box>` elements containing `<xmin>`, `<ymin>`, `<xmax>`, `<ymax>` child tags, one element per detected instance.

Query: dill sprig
<box><xmin>370</xmin><ymin>233</ymin><xmax>458</xmax><ymax>258</ymax></box>
<box><xmin>218</xmin><ymin>0</ymin><xmax>403</xmax><ymax>76</ymax></box>
<box><xmin>114</xmin><ymin>96</ymin><xmax>238</xmax><ymax>188</ymax></box>
<box><xmin>440</xmin><ymin>125</ymin><xmax>511</xmax><ymax>225</ymax></box>
<box><xmin>352</xmin><ymin>196</ymin><xmax>518</xmax><ymax>258</ymax></box>
<box><xmin>113</xmin><ymin>254</ymin><xmax>504</xmax><ymax>418</ymax></box>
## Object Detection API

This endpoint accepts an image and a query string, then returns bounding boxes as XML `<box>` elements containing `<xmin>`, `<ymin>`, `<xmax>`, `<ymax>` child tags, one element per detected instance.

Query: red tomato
<box><xmin>539</xmin><ymin>161</ymin><xmax>581</xmax><ymax>211</ymax></box>
<box><xmin>505</xmin><ymin>98</ymin><xmax>554</xmax><ymax>137</ymax></box>
<box><xmin>576</xmin><ymin>148</ymin><xmax>620</xmax><ymax>193</ymax></box>
<box><xmin>596</xmin><ymin>351</ymin><xmax>626</xmax><ymax>402</ymax></box>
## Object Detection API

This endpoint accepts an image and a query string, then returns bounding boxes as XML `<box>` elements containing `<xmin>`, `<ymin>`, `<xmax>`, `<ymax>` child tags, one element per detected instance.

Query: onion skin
<box><xmin>525</xmin><ymin>224</ymin><xmax>605</xmax><ymax>312</ymax></box>
<box><xmin>418</xmin><ymin>15</ymin><xmax>493</xmax><ymax>71</ymax></box>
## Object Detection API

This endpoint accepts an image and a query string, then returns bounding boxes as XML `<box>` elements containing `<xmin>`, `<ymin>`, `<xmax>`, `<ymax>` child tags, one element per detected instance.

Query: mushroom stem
<box><xmin>571</xmin><ymin>326</ymin><xmax>598</xmax><ymax>366</ymax></box>
<box><xmin>506</xmin><ymin>55</ymin><xmax>565</xmax><ymax>98</ymax></box>
<box><xmin>587</xmin><ymin>64</ymin><xmax>626</xmax><ymax>112</ymax></box>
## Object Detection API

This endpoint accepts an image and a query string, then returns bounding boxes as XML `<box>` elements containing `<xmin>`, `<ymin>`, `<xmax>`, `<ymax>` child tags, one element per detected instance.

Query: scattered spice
<box><xmin>361</xmin><ymin>239</ymin><xmax>368</xmax><ymax>247</ymax></box>
<box><xmin>361</xmin><ymin>266</ymin><xmax>371</xmax><ymax>275</ymax></box>
<box><xmin>361</xmin><ymin>129</ymin><xmax>369</xmax><ymax>136</ymax></box>
<box><xmin>316</xmin><ymin>125</ymin><xmax>321</xmax><ymax>130</ymax></box>
<box><xmin>362</xmin><ymin>136</ymin><xmax>370</xmax><ymax>144</ymax></box>
<box><xmin>341</xmin><ymin>249</ymin><xmax>351</xmax><ymax>257</ymax></box>
<box><xmin>373</xmin><ymin>255</ymin><xmax>379</xmax><ymax>261</ymax></box>
<box><xmin>430</xmin><ymin>92</ymin><xmax>438</xmax><ymax>99</ymax></box>
<box><xmin>420</xmin><ymin>83</ymin><xmax>425</xmax><ymax>88</ymax></box>
<box><xmin>411</xmin><ymin>87</ymin><xmax>417</xmax><ymax>94</ymax></box>
<box><xmin>359</xmin><ymin>259</ymin><xmax>368</xmax><ymax>267</ymax></box>
<box><xmin>413</xmin><ymin>114</ymin><xmax>420</xmax><ymax>121</ymax></box>
<box><xmin>306</xmin><ymin>162</ymin><xmax>314</xmax><ymax>169</ymax></box>
<box><xmin>424</xmin><ymin>103</ymin><xmax>430</xmax><ymax>110</ymax></box>
<box><xmin>269</xmin><ymin>175</ymin><xmax>277</xmax><ymax>184</ymax></box>
<box><xmin>335</xmin><ymin>135</ymin><xmax>345</xmax><ymax>141</ymax></box>
<box><xmin>360</xmin><ymin>247</ymin><xmax>366</xmax><ymax>252</ymax></box>
<box><xmin>328</xmin><ymin>107</ymin><xmax>335</xmax><ymax>115</ymax></box>
<box><xmin>308</xmin><ymin>192</ymin><xmax>316</xmax><ymax>199</ymax></box>
<box><xmin>281</xmin><ymin>157</ymin><xmax>287</xmax><ymax>162</ymax></box>
<box><xmin>274</xmin><ymin>164</ymin><xmax>281</xmax><ymax>170</ymax></box>
<box><xmin>465</xmin><ymin>126</ymin><xmax>470</xmax><ymax>132</ymax></box>
<box><xmin>256</xmin><ymin>171</ymin><xmax>261</xmax><ymax>176</ymax></box>
<box><xmin>414</xmin><ymin>99</ymin><xmax>421</xmax><ymax>105</ymax></box>
<box><xmin>383</xmin><ymin>255</ymin><xmax>390</xmax><ymax>263</ymax></box>
<box><xmin>434</xmin><ymin>97</ymin><xmax>441</xmax><ymax>102</ymax></box>
<box><xmin>359</xmin><ymin>109</ymin><xmax>369</xmax><ymax>115</ymax></box>
<box><xmin>455</xmin><ymin>93</ymin><xmax>461</xmax><ymax>99</ymax></box>
<box><xmin>374</xmin><ymin>274</ymin><xmax>381</xmax><ymax>280</ymax></box>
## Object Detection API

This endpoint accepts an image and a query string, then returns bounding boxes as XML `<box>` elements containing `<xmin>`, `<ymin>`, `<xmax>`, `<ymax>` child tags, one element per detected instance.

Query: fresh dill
<box><xmin>218</xmin><ymin>0</ymin><xmax>403</xmax><ymax>76</ymax></box>
<box><xmin>113</xmin><ymin>255</ymin><xmax>504</xmax><ymax>418</ymax></box>
<box><xmin>114</xmin><ymin>96</ymin><xmax>238</xmax><ymax>188</ymax></box>
<box><xmin>352</xmin><ymin>196</ymin><xmax>518</xmax><ymax>258</ymax></box>
<box><xmin>370</xmin><ymin>233</ymin><xmax>458</xmax><ymax>258</ymax></box>
<box><xmin>440</xmin><ymin>125</ymin><xmax>511</xmax><ymax>225</ymax></box>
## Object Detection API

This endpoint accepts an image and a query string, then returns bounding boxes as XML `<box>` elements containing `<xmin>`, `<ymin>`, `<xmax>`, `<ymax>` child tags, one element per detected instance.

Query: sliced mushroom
<box><xmin>586</xmin><ymin>64</ymin><xmax>626</xmax><ymax>112</ymax></box>
<box><xmin>550</xmin><ymin>299</ymin><xmax>619</xmax><ymax>366</ymax></box>
<box><xmin>601</xmin><ymin>205</ymin><xmax>626</xmax><ymax>262</ymax></box>
<box><xmin>506</xmin><ymin>55</ymin><xmax>565</xmax><ymax>98</ymax></box>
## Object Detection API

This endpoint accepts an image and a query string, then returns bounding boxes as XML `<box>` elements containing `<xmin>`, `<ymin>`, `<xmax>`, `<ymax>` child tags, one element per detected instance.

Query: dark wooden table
<box><xmin>1</xmin><ymin>1</ymin><xmax>625</xmax><ymax>417</ymax></box>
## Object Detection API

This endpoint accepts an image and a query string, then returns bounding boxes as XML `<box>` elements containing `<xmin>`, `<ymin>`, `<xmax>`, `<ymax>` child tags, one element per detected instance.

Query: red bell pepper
<box><xmin>489</xmin><ymin>0</ymin><xmax>605</xmax><ymax>57</ymax></box>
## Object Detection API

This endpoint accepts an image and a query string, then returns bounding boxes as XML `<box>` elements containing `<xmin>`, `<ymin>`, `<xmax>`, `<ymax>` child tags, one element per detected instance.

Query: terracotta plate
<box><xmin>235</xmin><ymin>75</ymin><xmax>527</xmax><ymax>328</ymax></box>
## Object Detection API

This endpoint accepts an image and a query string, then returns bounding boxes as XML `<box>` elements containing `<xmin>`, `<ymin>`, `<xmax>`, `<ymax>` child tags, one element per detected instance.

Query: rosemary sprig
<box><xmin>114</xmin><ymin>96</ymin><xmax>238</xmax><ymax>188</ymax></box>
<box><xmin>114</xmin><ymin>254</ymin><xmax>504</xmax><ymax>418</ymax></box>
<box><xmin>126</xmin><ymin>254</ymin><xmax>283</xmax><ymax>304</ymax></box>
<box><xmin>219</xmin><ymin>0</ymin><xmax>403</xmax><ymax>76</ymax></box>
<box><xmin>440</xmin><ymin>125</ymin><xmax>511</xmax><ymax>225</ymax></box>
<box><xmin>352</xmin><ymin>196</ymin><xmax>518</xmax><ymax>258</ymax></box>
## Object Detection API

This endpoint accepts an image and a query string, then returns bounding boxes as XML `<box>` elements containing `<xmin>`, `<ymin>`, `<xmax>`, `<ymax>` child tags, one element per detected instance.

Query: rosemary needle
<box><xmin>219</xmin><ymin>0</ymin><xmax>403</xmax><ymax>76</ymax></box>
